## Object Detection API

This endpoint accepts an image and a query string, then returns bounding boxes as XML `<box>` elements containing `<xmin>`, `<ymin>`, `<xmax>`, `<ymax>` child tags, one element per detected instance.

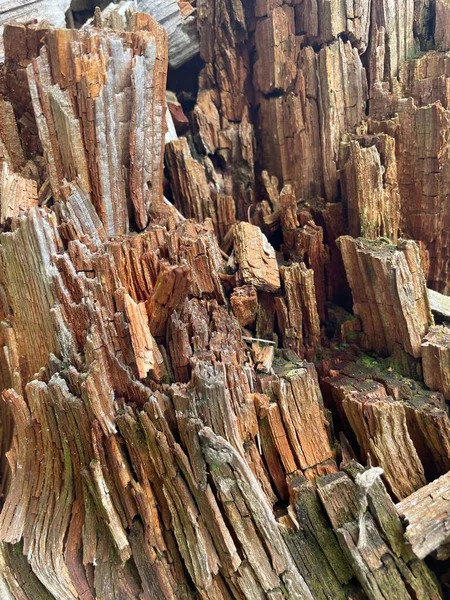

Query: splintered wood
<box><xmin>27</xmin><ymin>16</ymin><xmax>168</xmax><ymax>235</ymax></box>
<box><xmin>397</xmin><ymin>471</ymin><xmax>450</xmax><ymax>559</ymax></box>
<box><xmin>0</xmin><ymin>2</ymin><xmax>450</xmax><ymax>600</ymax></box>
<box><xmin>338</xmin><ymin>237</ymin><xmax>432</xmax><ymax>359</ymax></box>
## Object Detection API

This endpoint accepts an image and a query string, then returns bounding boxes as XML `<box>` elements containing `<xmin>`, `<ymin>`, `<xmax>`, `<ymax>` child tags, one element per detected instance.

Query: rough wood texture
<box><xmin>338</xmin><ymin>237</ymin><xmax>432</xmax><ymax>358</ymax></box>
<box><xmin>435</xmin><ymin>0</ymin><xmax>450</xmax><ymax>49</ymax></box>
<box><xmin>317</xmin><ymin>466</ymin><xmax>441</xmax><ymax>600</ymax></box>
<box><xmin>234</xmin><ymin>222</ymin><xmax>281</xmax><ymax>293</ymax></box>
<box><xmin>422</xmin><ymin>325</ymin><xmax>450</xmax><ymax>399</ymax></box>
<box><xmin>339</xmin><ymin>133</ymin><xmax>400</xmax><ymax>242</ymax></box>
<box><xmin>0</xmin><ymin>2</ymin><xmax>450</xmax><ymax>600</ymax></box>
<box><xmin>0</xmin><ymin>1</ymin><xmax>69</xmax><ymax>55</ymax></box>
<box><xmin>397</xmin><ymin>471</ymin><xmax>450</xmax><ymax>559</ymax></box>
<box><xmin>428</xmin><ymin>288</ymin><xmax>450</xmax><ymax>321</ymax></box>
<box><xmin>137</xmin><ymin>0</ymin><xmax>199</xmax><ymax>67</ymax></box>
<box><xmin>27</xmin><ymin>16</ymin><xmax>168</xmax><ymax>235</ymax></box>
<box><xmin>258</xmin><ymin>38</ymin><xmax>367</xmax><ymax>203</ymax></box>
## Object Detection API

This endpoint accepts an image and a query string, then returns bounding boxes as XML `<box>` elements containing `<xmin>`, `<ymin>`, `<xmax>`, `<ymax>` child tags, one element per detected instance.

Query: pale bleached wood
<box><xmin>397</xmin><ymin>471</ymin><xmax>450</xmax><ymax>559</ymax></box>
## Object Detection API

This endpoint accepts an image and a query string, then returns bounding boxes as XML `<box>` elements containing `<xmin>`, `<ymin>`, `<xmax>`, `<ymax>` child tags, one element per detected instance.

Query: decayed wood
<box><xmin>322</xmin><ymin>357</ymin><xmax>450</xmax><ymax>483</ymax></box>
<box><xmin>422</xmin><ymin>325</ymin><xmax>450</xmax><ymax>399</ymax></box>
<box><xmin>339</xmin><ymin>133</ymin><xmax>400</xmax><ymax>242</ymax></box>
<box><xmin>428</xmin><ymin>288</ymin><xmax>450</xmax><ymax>321</ymax></box>
<box><xmin>435</xmin><ymin>0</ymin><xmax>450</xmax><ymax>49</ymax></box>
<box><xmin>0</xmin><ymin>2</ymin><xmax>450</xmax><ymax>600</ymax></box>
<box><xmin>397</xmin><ymin>471</ymin><xmax>450</xmax><ymax>559</ymax></box>
<box><xmin>27</xmin><ymin>16</ymin><xmax>168</xmax><ymax>235</ymax></box>
<box><xmin>276</xmin><ymin>263</ymin><xmax>321</xmax><ymax>360</ymax></box>
<box><xmin>321</xmin><ymin>368</ymin><xmax>426</xmax><ymax>500</ymax></box>
<box><xmin>294</xmin><ymin>0</ymin><xmax>371</xmax><ymax>51</ymax></box>
<box><xmin>338</xmin><ymin>237</ymin><xmax>432</xmax><ymax>358</ymax></box>
<box><xmin>317</xmin><ymin>466</ymin><xmax>442</xmax><ymax>600</ymax></box>
<box><xmin>369</xmin><ymin>52</ymin><xmax>450</xmax><ymax>294</ymax></box>
<box><xmin>165</xmin><ymin>137</ymin><xmax>214</xmax><ymax>223</ymax></box>
<box><xmin>234</xmin><ymin>222</ymin><xmax>281</xmax><ymax>293</ymax></box>
<box><xmin>258</xmin><ymin>38</ymin><xmax>367</xmax><ymax>203</ymax></box>
<box><xmin>137</xmin><ymin>0</ymin><xmax>199</xmax><ymax>68</ymax></box>
<box><xmin>0</xmin><ymin>162</ymin><xmax>37</xmax><ymax>222</ymax></box>
<box><xmin>0</xmin><ymin>1</ymin><xmax>69</xmax><ymax>55</ymax></box>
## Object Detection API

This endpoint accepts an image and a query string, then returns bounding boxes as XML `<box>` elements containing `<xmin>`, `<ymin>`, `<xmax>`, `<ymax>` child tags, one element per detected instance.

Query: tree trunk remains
<box><xmin>0</xmin><ymin>2</ymin><xmax>449</xmax><ymax>599</ymax></box>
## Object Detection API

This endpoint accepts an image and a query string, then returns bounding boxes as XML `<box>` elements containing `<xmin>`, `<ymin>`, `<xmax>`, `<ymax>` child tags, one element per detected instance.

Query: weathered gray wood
<box><xmin>428</xmin><ymin>288</ymin><xmax>450</xmax><ymax>321</ymax></box>
<box><xmin>397</xmin><ymin>471</ymin><xmax>450</xmax><ymax>560</ymax></box>
<box><xmin>137</xmin><ymin>0</ymin><xmax>199</xmax><ymax>67</ymax></box>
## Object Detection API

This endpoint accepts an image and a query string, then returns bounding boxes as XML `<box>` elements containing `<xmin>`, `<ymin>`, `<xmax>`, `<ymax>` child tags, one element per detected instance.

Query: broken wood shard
<box><xmin>397</xmin><ymin>471</ymin><xmax>450</xmax><ymax>559</ymax></box>
<box><xmin>27</xmin><ymin>17</ymin><xmax>168</xmax><ymax>235</ymax></box>
<box><xmin>421</xmin><ymin>325</ymin><xmax>450</xmax><ymax>399</ymax></box>
<box><xmin>338</xmin><ymin>236</ymin><xmax>432</xmax><ymax>358</ymax></box>
<box><xmin>234</xmin><ymin>222</ymin><xmax>281</xmax><ymax>292</ymax></box>
<box><xmin>137</xmin><ymin>0</ymin><xmax>199</xmax><ymax>68</ymax></box>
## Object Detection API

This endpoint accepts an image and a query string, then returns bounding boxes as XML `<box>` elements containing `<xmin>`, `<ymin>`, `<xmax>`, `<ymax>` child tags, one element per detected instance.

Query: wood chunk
<box><xmin>322</xmin><ymin>368</ymin><xmax>427</xmax><ymax>500</ymax></box>
<box><xmin>343</xmin><ymin>461</ymin><xmax>408</xmax><ymax>559</ymax></box>
<box><xmin>129</xmin><ymin>14</ymin><xmax>169</xmax><ymax>230</ymax></box>
<box><xmin>27</xmin><ymin>20</ymin><xmax>169</xmax><ymax>235</ymax></box>
<box><xmin>230</xmin><ymin>285</ymin><xmax>258</xmax><ymax>328</ymax></box>
<box><xmin>340</xmin><ymin>133</ymin><xmax>400</xmax><ymax>242</ymax></box>
<box><xmin>147</xmin><ymin>261</ymin><xmax>191</xmax><ymax>338</ymax></box>
<box><xmin>428</xmin><ymin>288</ymin><xmax>450</xmax><ymax>321</ymax></box>
<box><xmin>399</xmin><ymin>52</ymin><xmax>450</xmax><ymax>109</ymax></box>
<box><xmin>259</xmin><ymin>39</ymin><xmax>367</xmax><ymax>202</ymax></box>
<box><xmin>317</xmin><ymin>472</ymin><xmax>360</xmax><ymax>530</ymax></box>
<box><xmin>192</xmin><ymin>89</ymin><xmax>221</xmax><ymax>155</ymax></box>
<box><xmin>0</xmin><ymin>208</ymin><xmax>60</xmax><ymax>382</ymax></box>
<box><xmin>58</xmin><ymin>179</ymin><xmax>107</xmax><ymax>251</ymax></box>
<box><xmin>277</xmin><ymin>263</ymin><xmax>321</xmax><ymax>360</ymax></box>
<box><xmin>167</xmin><ymin>220</ymin><xmax>225</xmax><ymax>302</ymax></box>
<box><xmin>369</xmin><ymin>98</ymin><xmax>450</xmax><ymax>294</ymax></box>
<box><xmin>345</xmin><ymin>395</ymin><xmax>426</xmax><ymax>500</ymax></box>
<box><xmin>294</xmin><ymin>0</ymin><xmax>371</xmax><ymax>51</ymax></box>
<box><xmin>370</xmin><ymin>0</ymin><xmax>416</xmax><ymax>80</ymax></box>
<box><xmin>422</xmin><ymin>325</ymin><xmax>450</xmax><ymax>399</ymax></box>
<box><xmin>316</xmin><ymin>39</ymin><xmax>368</xmax><ymax>201</ymax></box>
<box><xmin>251</xmin><ymin>342</ymin><xmax>274</xmax><ymax>373</ymax></box>
<box><xmin>167</xmin><ymin>95</ymin><xmax>190</xmax><ymax>135</ymax></box>
<box><xmin>137</xmin><ymin>0</ymin><xmax>199</xmax><ymax>68</ymax></box>
<box><xmin>165</xmin><ymin>137</ymin><xmax>214</xmax><ymax>222</ymax></box>
<box><xmin>199</xmin><ymin>427</ymin><xmax>314</xmax><ymax>599</ymax></box>
<box><xmin>370</xmin><ymin>369</ymin><xmax>450</xmax><ymax>481</ymax></box>
<box><xmin>279</xmin><ymin>183</ymin><xmax>299</xmax><ymax>250</ymax></box>
<box><xmin>260</xmin><ymin>362</ymin><xmax>335</xmax><ymax>474</ymax></box>
<box><xmin>337</xmin><ymin>236</ymin><xmax>432</xmax><ymax>358</ymax></box>
<box><xmin>0</xmin><ymin>163</ymin><xmax>37</xmax><ymax>223</ymax></box>
<box><xmin>234</xmin><ymin>222</ymin><xmax>280</xmax><ymax>292</ymax></box>
<box><xmin>325</xmin><ymin>359</ymin><xmax>450</xmax><ymax>483</ymax></box>
<box><xmin>318</xmin><ymin>469</ymin><xmax>442</xmax><ymax>600</ymax></box>
<box><xmin>253</xmin><ymin>5</ymin><xmax>298</xmax><ymax>95</ymax></box>
<box><xmin>435</xmin><ymin>0</ymin><xmax>450</xmax><ymax>50</ymax></box>
<box><xmin>397</xmin><ymin>471</ymin><xmax>450</xmax><ymax>559</ymax></box>
<box><xmin>123</xmin><ymin>293</ymin><xmax>165</xmax><ymax>381</ymax></box>
<box><xmin>197</xmin><ymin>0</ymin><xmax>249</xmax><ymax>123</ymax></box>
<box><xmin>0</xmin><ymin>3</ymin><xmax>68</xmax><ymax>56</ymax></box>
<box><xmin>84</xmin><ymin>1</ymin><xmax>136</xmax><ymax>30</ymax></box>
<box><xmin>293</xmin><ymin>219</ymin><xmax>328</xmax><ymax>321</ymax></box>
<box><xmin>394</xmin><ymin>102</ymin><xmax>450</xmax><ymax>294</ymax></box>
<box><xmin>0</xmin><ymin>99</ymin><xmax>25</xmax><ymax>171</ymax></box>
<box><xmin>287</xmin><ymin>475</ymin><xmax>353</xmax><ymax>590</ymax></box>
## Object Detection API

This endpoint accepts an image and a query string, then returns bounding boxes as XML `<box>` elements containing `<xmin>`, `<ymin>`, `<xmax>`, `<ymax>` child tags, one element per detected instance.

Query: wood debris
<box><xmin>0</xmin><ymin>3</ymin><xmax>448</xmax><ymax>600</ymax></box>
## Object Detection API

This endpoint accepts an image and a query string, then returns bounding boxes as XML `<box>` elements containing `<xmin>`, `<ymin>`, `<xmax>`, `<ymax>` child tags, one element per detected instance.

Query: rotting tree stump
<box><xmin>0</xmin><ymin>2</ymin><xmax>450</xmax><ymax>599</ymax></box>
